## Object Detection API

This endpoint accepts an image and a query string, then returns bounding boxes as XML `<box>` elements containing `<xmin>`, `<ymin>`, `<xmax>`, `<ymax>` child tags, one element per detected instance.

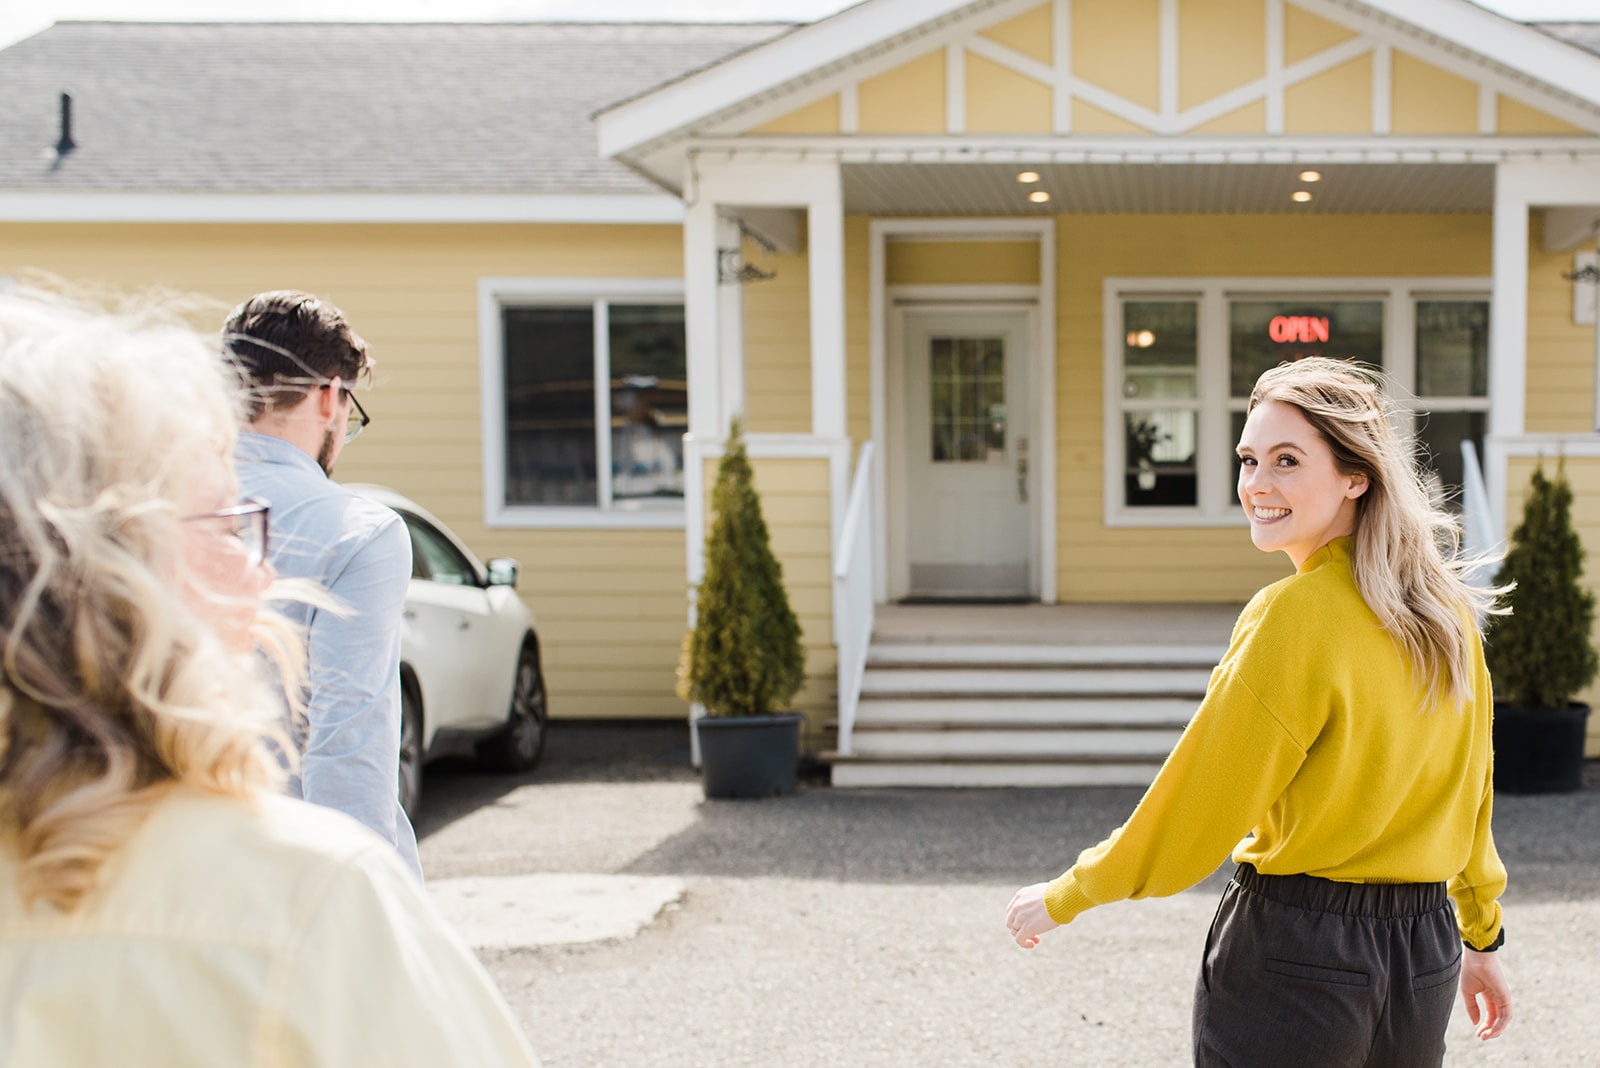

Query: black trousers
<box><xmin>1193</xmin><ymin>864</ymin><xmax>1460</xmax><ymax>1068</ymax></box>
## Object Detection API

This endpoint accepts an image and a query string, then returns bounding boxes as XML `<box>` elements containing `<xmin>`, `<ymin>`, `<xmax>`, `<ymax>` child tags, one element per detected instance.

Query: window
<box><xmin>1105</xmin><ymin>278</ymin><xmax>1490</xmax><ymax>526</ymax></box>
<box><xmin>480</xmin><ymin>278</ymin><xmax>687</xmax><ymax>528</ymax></box>
<box><xmin>404</xmin><ymin>513</ymin><xmax>478</xmax><ymax>586</ymax></box>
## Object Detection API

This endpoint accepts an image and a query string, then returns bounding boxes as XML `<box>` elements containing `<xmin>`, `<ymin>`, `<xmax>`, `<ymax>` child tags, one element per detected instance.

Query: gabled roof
<box><xmin>0</xmin><ymin>21</ymin><xmax>789</xmax><ymax>194</ymax></box>
<box><xmin>1537</xmin><ymin>22</ymin><xmax>1600</xmax><ymax>57</ymax></box>
<box><xmin>596</xmin><ymin>0</ymin><xmax>1600</xmax><ymax>164</ymax></box>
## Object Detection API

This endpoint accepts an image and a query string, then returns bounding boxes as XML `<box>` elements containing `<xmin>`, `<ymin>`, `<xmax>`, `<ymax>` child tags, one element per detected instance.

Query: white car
<box><xmin>348</xmin><ymin>486</ymin><xmax>546</xmax><ymax>817</ymax></box>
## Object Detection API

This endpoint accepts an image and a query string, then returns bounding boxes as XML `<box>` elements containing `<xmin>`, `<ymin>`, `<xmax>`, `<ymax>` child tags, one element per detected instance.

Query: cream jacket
<box><xmin>0</xmin><ymin>787</ymin><xmax>540</xmax><ymax>1067</ymax></box>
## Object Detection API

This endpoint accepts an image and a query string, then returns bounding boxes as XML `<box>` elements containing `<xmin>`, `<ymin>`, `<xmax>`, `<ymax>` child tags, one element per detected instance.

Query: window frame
<box><xmin>1102</xmin><ymin>276</ymin><xmax>1491</xmax><ymax>528</ymax></box>
<box><xmin>478</xmin><ymin>276</ymin><xmax>687</xmax><ymax>530</ymax></box>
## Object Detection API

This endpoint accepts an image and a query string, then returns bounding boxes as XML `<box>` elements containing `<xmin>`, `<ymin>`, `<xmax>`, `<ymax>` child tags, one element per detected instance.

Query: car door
<box><xmin>401</xmin><ymin>513</ymin><xmax>499</xmax><ymax>732</ymax></box>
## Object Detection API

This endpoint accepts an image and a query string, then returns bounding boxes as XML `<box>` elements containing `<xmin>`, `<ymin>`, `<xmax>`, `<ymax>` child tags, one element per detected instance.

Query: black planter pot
<box><xmin>1492</xmin><ymin>703</ymin><xmax>1591</xmax><ymax>794</ymax></box>
<box><xmin>697</xmin><ymin>713</ymin><xmax>802</xmax><ymax>799</ymax></box>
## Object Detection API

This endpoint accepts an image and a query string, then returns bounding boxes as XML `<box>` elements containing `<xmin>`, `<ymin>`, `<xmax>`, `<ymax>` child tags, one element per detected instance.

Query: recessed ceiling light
<box><xmin>1298</xmin><ymin>170</ymin><xmax>1322</xmax><ymax>182</ymax></box>
<box><xmin>1017</xmin><ymin>171</ymin><xmax>1041</xmax><ymax>183</ymax></box>
<box><xmin>1028</xmin><ymin>190</ymin><xmax>1051</xmax><ymax>203</ymax></box>
<box><xmin>1292</xmin><ymin>190</ymin><xmax>1313</xmax><ymax>203</ymax></box>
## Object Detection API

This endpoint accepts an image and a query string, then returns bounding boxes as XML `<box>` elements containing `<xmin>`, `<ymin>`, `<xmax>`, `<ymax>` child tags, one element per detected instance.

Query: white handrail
<box><xmin>832</xmin><ymin>442</ymin><xmax>876</xmax><ymax>758</ymax></box>
<box><xmin>1460</xmin><ymin>439</ymin><xmax>1499</xmax><ymax>596</ymax></box>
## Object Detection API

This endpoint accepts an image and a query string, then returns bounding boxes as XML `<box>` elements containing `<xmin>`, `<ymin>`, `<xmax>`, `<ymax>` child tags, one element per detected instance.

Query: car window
<box><xmin>403</xmin><ymin>513</ymin><xmax>477</xmax><ymax>586</ymax></box>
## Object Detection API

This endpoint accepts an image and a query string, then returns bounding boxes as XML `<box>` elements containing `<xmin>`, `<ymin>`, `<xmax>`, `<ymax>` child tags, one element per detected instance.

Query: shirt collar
<box><xmin>1298</xmin><ymin>535</ymin><xmax>1353</xmax><ymax>575</ymax></box>
<box><xmin>235</xmin><ymin>431</ymin><xmax>328</xmax><ymax>480</ymax></box>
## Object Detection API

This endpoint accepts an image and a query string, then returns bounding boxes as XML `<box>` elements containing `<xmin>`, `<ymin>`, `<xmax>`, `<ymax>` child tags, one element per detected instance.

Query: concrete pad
<box><xmin>429</xmin><ymin>872</ymin><xmax>685</xmax><ymax>949</ymax></box>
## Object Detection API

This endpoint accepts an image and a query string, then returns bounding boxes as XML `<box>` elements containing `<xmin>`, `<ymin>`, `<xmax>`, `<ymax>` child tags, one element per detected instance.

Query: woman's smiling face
<box><xmin>1236</xmin><ymin>399</ymin><xmax>1369</xmax><ymax>569</ymax></box>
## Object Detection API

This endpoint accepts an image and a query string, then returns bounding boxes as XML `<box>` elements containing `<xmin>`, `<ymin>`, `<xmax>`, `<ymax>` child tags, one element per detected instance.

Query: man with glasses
<box><xmin>225</xmin><ymin>290</ymin><xmax>421</xmax><ymax>880</ymax></box>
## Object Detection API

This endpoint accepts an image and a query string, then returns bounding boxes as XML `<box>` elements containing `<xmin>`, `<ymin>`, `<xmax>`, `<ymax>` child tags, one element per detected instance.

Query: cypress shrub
<box><xmin>677</xmin><ymin>424</ymin><xmax>805</xmax><ymax>717</ymax></box>
<box><xmin>1484</xmin><ymin>464</ymin><xmax>1599</xmax><ymax>710</ymax></box>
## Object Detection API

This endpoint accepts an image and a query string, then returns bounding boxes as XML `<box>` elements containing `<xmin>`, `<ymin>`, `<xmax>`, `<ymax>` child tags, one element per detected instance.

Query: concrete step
<box><xmin>859</xmin><ymin>667</ymin><xmax>1212</xmax><ymax>698</ymax></box>
<box><xmin>867</xmin><ymin>642</ymin><xmax>1226</xmax><ymax>668</ymax></box>
<box><xmin>852</xmin><ymin>696</ymin><xmax>1196</xmax><ymax>726</ymax></box>
<box><xmin>828</xmin><ymin>757</ymin><xmax>1163</xmax><ymax>788</ymax></box>
<box><xmin>847</xmin><ymin>725</ymin><xmax>1184</xmax><ymax>759</ymax></box>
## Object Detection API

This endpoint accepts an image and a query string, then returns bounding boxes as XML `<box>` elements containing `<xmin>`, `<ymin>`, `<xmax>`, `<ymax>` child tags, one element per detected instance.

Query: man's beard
<box><xmin>315</xmin><ymin>426</ymin><xmax>338</xmax><ymax>475</ymax></box>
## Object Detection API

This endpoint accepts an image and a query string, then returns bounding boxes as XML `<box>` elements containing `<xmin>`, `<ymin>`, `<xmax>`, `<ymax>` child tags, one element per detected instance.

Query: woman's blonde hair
<box><xmin>1249</xmin><ymin>357</ymin><xmax>1493</xmax><ymax>709</ymax></box>
<box><xmin>0</xmin><ymin>288</ymin><xmax>300</xmax><ymax>911</ymax></box>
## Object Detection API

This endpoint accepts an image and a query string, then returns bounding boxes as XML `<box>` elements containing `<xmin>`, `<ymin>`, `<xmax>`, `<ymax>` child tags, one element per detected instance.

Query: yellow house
<box><xmin>3</xmin><ymin>4</ymin><xmax>1600</xmax><ymax>782</ymax></box>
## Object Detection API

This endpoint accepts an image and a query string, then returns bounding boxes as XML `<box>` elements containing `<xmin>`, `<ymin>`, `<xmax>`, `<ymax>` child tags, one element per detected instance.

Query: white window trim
<box><xmin>478</xmin><ymin>276</ymin><xmax>687</xmax><ymax>530</ymax></box>
<box><xmin>1103</xmin><ymin>276</ymin><xmax>1491</xmax><ymax>528</ymax></box>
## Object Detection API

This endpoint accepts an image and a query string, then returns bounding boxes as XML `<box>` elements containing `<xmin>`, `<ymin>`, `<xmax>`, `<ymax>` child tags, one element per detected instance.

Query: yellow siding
<box><xmin>1178</xmin><ymin>0</ymin><xmax>1266</xmax><ymax>111</ymax></box>
<box><xmin>1284</xmin><ymin>3</ymin><xmax>1358</xmax><ymax>66</ymax></box>
<box><xmin>701</xmin><ymin>455</ymin><xmax>837</xmax><ymax>750</ymax></box>
<box><xmin>1072</xmin><ymin>98</ymin><xmax>1150</xmax><ymax>134</ymax></box>
<box><xmin>1284</xmin><ymin>54</ymin><xmax>1372</xmax><ymax>135</ymax></box>
<box><xmin>742</xmin><ymin>240</ymin><xmax>812</xmax><ymax>434</ymax></box>
<box><xmin>1390</xmin><ymin>52</ymin><xmax>1478</xmax><ymax>135</ymax></box>
<box><xmin>858</xmin><ymin>50</ymin><xmax>946</xmax><ymax>134</ymax></box>
<box><xmin>1072</xmin><ymin>0</ymin><xmax>1160</xmax><ymax>113</ymax></box>
<box><xmin>753</xmin><ymin>94</ymin><xmax>841</xmax><ymax>135</ymax></box>
<box><xmin>1053</xmin><ymin>213</ymin><xmax>1492</xmax><ymax>602</ymax></box>
<box><xmin>1524</xmin><ymin>218</ymin><xmax>1597</xmax><ymax>434</ymax></box>
<box><xmin>885</xmin><ymin>240</ymin><xmax>1041</xmax><ymax>286</ymax></box>
<box><xmin>845</xmin><ymin>216</ymin><xmax>872</xmax><ymax>448</ymax></box>
<box><xmin>1497</xmin><ymin>95</ymin><xmax>1590</xmax><ymax>135</ymax></box>
<box><xmin>965</xmin><ymin>52</ymin><xmax>1053</xmax><ymax>134</ymax></box>
<box><xmin>0</xmin><ymin>220</ymin><xmax>689</xmax><ymax>720</ymax></box>
<box><xmin>979</xmin><ymin>3</ymin><xmax>1053</xmax><ymax>65</ymax></box>
<box><xmin>1504</xmin><ymin>457</ymin><xmax>1600</xmax><ymax>756</ymax></box>
<box><xmin>1190</xmin><ymin>99</ymin><xmax>1267</xmax><ymax>135</ymax></box>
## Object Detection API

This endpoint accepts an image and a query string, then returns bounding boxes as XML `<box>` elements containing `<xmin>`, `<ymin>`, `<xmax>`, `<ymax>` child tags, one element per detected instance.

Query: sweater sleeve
<box><xmin>1448</xmin><ymin>756</ymin><xmax>1507</xmax><ymax>950</ymax></box>
<box><xmin>1043</xmin><ymin>619</ymin><xmax>1312</xmax><ymax>926</ymax></box>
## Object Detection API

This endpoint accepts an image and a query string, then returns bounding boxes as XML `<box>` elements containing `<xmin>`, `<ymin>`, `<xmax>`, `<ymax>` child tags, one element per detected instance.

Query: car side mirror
<box><xmin>486</xmin><ymin>557</ymin><xmax>520</xmax><ymax>587</ymax></box>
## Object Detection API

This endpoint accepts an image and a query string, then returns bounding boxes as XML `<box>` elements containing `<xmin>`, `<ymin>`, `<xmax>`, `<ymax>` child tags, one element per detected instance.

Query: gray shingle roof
<box><xmin>1536</xmin><ymin>22</ymin><xmax>1600</xmax><ymax>58</ymax></box>
<box><xmin>0</xmin><ymin>21</ymin><xmax>790</xmax><ymax>194</ymax></box>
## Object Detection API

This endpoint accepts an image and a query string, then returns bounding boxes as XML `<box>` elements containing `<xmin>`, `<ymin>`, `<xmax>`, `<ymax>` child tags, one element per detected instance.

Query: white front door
<box><xmin>903</xmin><ymin>311</ymin><xmax>1032</xmax><ymax>599</ymax></box>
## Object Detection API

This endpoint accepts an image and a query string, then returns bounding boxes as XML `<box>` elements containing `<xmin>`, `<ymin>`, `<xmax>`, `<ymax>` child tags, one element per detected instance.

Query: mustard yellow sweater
<box><xmin>1044</xmin><ymin>538</ymin><xmax>1506</xmax><ymax>950</ymax></box>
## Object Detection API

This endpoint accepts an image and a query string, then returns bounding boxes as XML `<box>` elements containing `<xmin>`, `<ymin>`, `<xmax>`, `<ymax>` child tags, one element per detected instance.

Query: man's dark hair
<box><xmin>223</xmin><ymin>291</ymin><xmax>369</xmax><ymax>419</ymax></box>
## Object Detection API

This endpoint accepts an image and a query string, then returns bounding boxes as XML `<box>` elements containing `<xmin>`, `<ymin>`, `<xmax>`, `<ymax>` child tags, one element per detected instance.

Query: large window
<box><xmin>481</xmin><ymin>279</ymin><xmax>686</xmax><ymax>528</ymax></box>
<box><xmin>1105</xmin><ymin>279</ymin><xmax>1489</xmax><ymax>526</ymax></box>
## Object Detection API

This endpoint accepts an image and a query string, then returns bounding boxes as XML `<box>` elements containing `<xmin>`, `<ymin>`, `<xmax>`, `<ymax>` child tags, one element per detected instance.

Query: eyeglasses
<box><xmin>322</xmin><ymin>384</ymin><xmax>371</xmax><ymax>444</ymax></box>
<box><xmin>184</xmin><ymin>498</ymin><xmax>270</xmax><ymax>566</ymax></box>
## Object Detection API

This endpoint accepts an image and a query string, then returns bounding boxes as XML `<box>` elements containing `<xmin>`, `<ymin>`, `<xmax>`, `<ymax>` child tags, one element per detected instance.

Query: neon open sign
<box><xmin>1269</xmin><ymin>316</ymin><xmax>1330</xmax><ymax>344</ymax></box>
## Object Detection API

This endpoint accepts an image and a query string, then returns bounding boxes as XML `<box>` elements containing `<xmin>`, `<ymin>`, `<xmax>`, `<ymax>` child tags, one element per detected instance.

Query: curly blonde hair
<box><xmin>1249</xmin><ymin>357</ymin><xmax>1495</xmax><ymax>709</ymax></box>
<box><xmin>0</xmin><ymin>289</ymin><xmax>301</xmax><ymax>911</ymax></box>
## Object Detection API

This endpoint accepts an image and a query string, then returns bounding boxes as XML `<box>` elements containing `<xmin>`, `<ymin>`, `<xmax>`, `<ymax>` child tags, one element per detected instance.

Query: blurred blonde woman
<box><xmin>1007</xmin><ymin>358</ymin><xmax>1511</xmax><ymax>1067</ymax></box>
<box><xmin>0</xmin><ymin>290</ymin><xmax>539</xmax><ymax>1066</ymax></box>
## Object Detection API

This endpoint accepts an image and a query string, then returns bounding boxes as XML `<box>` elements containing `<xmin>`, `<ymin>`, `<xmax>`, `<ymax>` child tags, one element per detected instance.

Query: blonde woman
<box><xmin>1007</xmin><ymin>358</ymin><xmax>1511</xmax><ymax>1066</ymax></box>
<box><xmin>0</xmin><ymin>291</ymin><xmax>539</xmax><ymax>1066</ymax></box>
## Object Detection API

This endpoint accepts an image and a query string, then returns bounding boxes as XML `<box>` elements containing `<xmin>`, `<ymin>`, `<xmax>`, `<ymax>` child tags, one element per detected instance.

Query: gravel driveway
<box><xmin>416</xmin><ymin>723</ymin><xmax>1600</xmax><ymax>1067</ymax></box>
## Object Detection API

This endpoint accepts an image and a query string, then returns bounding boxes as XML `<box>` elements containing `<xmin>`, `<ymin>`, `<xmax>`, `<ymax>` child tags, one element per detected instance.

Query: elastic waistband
<box><xmin>1232</xmin><ymin>864</ymin><xmax>1447</xmax><ymax>919</ymax></box>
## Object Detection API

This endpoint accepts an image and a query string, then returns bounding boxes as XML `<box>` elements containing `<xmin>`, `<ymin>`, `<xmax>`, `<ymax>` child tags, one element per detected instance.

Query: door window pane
<box><xmin>1123</xmin><ymin>301</ymin><xmax>1197</xmax><ymax>400</ymax></box>
<box><xmin>1229</xmin><ymin>300</ymin><xmax>1384</xmax><ymax>397</ymax></box>
<box><xmin>1416</xmin><ymin>410</ymin><xmax>1488</xmax><ymax>511</ymax></box>
<box><xmin>404</xmin><ymin>514</ymin><xmax>476</xmax><ymax>586</ymax></box>
<box><xmin>930</xmin><ymin>335</ymin><xmax>1006</xmax><ymax>463</ymax></box>
<box><xmin>503</xmin><ymin>306</ymin><xmax>596</xmax><ymax>505</ymax></box>
<box><xmin>609</xmin><ymin>304</ymin><xmax>687</xmax><ymax>502</ymax></box>
<box><xmin>1416</xmin><ymin>301</ymin><xmax>1488</xmax><ymax>397</ymax></box>
<box><xmin>1125</xmin><ymin>409</ymin><xmax>1197</xmax><ymax>507</ymax></box>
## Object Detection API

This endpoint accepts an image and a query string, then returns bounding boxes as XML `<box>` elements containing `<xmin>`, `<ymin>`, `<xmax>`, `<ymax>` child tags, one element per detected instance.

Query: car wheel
<box><xmin>398</xmin><ymin>681</ymin><xmax>424</xmax><ymax>819</ymax></box>
<box><xmin>477</xmin><ymin>644</ymin><xmax>546</xmax><ymax>773</ymax></box>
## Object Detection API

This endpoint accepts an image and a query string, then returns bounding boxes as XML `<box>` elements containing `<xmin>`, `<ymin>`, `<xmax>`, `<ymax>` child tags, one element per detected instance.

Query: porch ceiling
<box><xmin>840</xmin><ymin>162</ymin><xmax>1495</xmax><ymax>216</ymax></box>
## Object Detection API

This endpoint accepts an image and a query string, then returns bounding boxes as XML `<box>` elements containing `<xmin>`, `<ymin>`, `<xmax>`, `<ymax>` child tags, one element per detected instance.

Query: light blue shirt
<box><xmin>235</xmin><ymin>433</ymin><xmax>423</xmax><ymax>881</ymax></box>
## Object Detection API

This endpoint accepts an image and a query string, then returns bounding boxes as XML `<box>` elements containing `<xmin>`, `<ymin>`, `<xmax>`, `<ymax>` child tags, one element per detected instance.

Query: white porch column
<box><xmin>683</xmin><ymin>182</ymin><xmax>723</xmax><ymax>445</ymax></box>
<box><xmin>807</xmin><ymin>165</ymin><xmax>848</xmax><ymax>440</ymax></box>
<box><xmin>716</xmin><ymin>213</ymin><xmax>746</xmax><ymax>433</ymax></box>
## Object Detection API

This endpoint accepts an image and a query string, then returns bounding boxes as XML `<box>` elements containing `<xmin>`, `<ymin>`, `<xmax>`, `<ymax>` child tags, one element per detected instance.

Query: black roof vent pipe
<box><xmin>56</xmin><ymin>91</ymin><xmax>75</xmax><ymax>155</ymax></box>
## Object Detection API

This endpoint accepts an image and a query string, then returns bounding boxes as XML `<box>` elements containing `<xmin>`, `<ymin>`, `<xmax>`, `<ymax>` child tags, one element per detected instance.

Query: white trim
<box><xmin>840</xmin><ymin>83</ymin><xmax>860</xmax><ymax>134</ymax></box>
<box><xmin>946</xmin><ymin>44</ymin><xmax>966</xmax><ymax>135</ymax></box>
<box><xmin>1478</xmin><ymin>84</ymin><xmax>1497</xmax><ymax>136</ymax></box>
<box><xmin>1265</xmin><ymin>0</ymin><xmax>1285</xmax><ymax>135</ymax></box>
<box><xmin>871</xmin><ymin>215</ymin><xmax>1057</xmax><ymax>604</ymax></box>
<box><xmin>1103</xmin><ymin>275</ymin><xmax>1492</xmax><ymax>528</ymax></box>
<box><xmin>476</xmin><ymin>276</ymin><xmax>687</xmax><ymax>531</ymax></box>
<box><xmin>891</xmin><ymin>283</ymin><xmax>1042</xmax><ymax>302</ymax></box>
<box><xmin>1052</xmin><ymin>0</ymin><xmax>1072</xmax><ymax>134</ymax></box>
<box><xmin>1160</xmin><ymin>0</ymin><xmax>1179</xmax><ymax>123</ymax></box>
<box><xmin>1372</xmin><ymin>43</ymin><xmax>1392</xmax><ymax>137</ymax></box>
<box><xmin>0</xmin><ymin>193</ymin><xmax>685</xmax><ymax>225</ymax></box>
<box><xmin>963</xmin><ymin>34</ymin><xmax>1054</xmax><ymax>88</ymax></box>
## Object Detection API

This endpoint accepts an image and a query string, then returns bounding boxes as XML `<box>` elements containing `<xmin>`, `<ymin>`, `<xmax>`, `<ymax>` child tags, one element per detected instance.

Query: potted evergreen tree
<box><xmin>677</xmin><ymin>422</ymin><xmax>807</xmax><ymax>799</ymax></box>
<box><xmin>1484</xmin><ymin>464</ymin><xmax>1598</xmax><ymax>794</ymax></box>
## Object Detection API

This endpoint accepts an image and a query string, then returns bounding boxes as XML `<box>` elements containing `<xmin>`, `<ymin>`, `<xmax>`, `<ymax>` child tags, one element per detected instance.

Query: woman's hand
<box><xmin>1005</xmin><ymin>882</ymin><xmax>1061</xmax><ymax>949</ymax></box>
<box><xmin>1459</xmin><ymin>947</ymin><xmax>1512</xmax><ymax>1040</ymax></box>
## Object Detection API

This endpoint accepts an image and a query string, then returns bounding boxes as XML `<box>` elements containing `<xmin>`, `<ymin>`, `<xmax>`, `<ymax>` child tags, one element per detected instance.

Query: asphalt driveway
<box><xmin>417</xmin><ymin>723</ymin><xmax>1600</xmax><ymax>1067</ymax></box>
